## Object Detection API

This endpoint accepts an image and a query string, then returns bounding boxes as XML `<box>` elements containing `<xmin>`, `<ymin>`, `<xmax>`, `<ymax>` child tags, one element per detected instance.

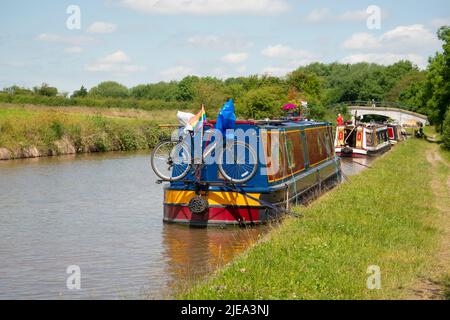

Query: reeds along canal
<box><xmin>0</xmin><ymin>147</ymin><xmax>372</xmax><ymax>299</ymax></box>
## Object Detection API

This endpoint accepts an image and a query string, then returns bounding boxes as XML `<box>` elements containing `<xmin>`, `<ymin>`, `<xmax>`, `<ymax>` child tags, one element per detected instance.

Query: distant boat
<box><xmin>387</xmin><ymin>123</ymin><xmax>404</xmax><ymax>145</ymax></box>
<box><xmin>334</xmin><ymin>123</ymin><xmax>391</xmax><ymax>158</ymax></box>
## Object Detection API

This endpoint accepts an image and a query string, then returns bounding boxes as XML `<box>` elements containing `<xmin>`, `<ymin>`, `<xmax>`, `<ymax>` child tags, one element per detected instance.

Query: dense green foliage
<box><xmin>442</xmin><ymin>110</ymin><xmax>450</xmax><ymax>150</ymax></box>
<box><xmin>71</xmin><ymin>85</ymin><xmax>88</xmax><ymax>98</ymax></box>
<box><xmin>420</xmin><ymin>27</ymin><xmax>450</xmax><ymax>133</ymax></box>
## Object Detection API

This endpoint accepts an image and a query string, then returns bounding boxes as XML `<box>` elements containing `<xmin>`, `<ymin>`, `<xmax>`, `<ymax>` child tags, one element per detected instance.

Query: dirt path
<box><xmin>410</xmin><ymin>144</ymin><xmax>450</xmax><ymax>299</ymax></box>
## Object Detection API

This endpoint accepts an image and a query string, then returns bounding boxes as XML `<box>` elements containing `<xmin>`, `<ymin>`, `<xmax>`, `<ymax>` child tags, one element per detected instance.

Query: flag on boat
<box><xmin>189</xmin><ymin>105</ymin><xmax>207</xmax><ymax>133</ymax></box>
<box><xmin>216</xmin><ymin>99</ymin><xmax>236</xmax><ymax>140</ymax></box>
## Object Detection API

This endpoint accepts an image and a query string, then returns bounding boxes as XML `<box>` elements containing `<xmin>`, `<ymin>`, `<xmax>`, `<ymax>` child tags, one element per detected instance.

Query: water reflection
<box><xmin>160</xmin><ymin>224</ymin><xmax>267</xmax><ymax>297</ymax></box>
<box><xmin>339</xmin><ymin>157</ymin><xmax>374</xmax><ymax>177</ymax></box>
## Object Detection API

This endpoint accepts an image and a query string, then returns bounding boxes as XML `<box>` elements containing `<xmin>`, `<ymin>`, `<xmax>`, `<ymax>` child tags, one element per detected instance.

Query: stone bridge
<box><xmin>347</xmin><ymin>105</ymin><xmax>429</xmax><ymax>126</ymax></box>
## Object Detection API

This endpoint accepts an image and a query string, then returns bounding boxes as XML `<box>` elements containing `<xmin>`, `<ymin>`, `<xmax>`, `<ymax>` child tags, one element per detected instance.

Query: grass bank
<box><xmin>0</xmin><ymin>104</ymin><xmax>175</xmax><ymax>160</ymax></box>
<box><xmin>182</xmin><ymin>139</ymin><xmax>446</xmax><ymax>299</ymax></box>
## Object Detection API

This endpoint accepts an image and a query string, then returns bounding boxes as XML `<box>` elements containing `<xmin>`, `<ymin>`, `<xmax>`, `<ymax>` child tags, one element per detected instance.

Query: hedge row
<box><xmin>0</xmin><ymin>93</ymin><xmax>195</xmax><ymax>111</ymax></box>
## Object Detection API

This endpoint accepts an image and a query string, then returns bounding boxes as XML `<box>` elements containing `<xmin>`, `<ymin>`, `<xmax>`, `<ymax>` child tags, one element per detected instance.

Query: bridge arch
<box><xmin>342</xmin><ymin>102</ymin><xmax>429</xmax><ymax>126</ymax></box>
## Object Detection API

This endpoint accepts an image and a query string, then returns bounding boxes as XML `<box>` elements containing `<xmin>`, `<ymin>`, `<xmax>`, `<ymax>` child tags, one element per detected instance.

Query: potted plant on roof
<box><xmin>282</xmin><ymin>103</ymin><xmax>299</xmax><ymax>117</ymax></box>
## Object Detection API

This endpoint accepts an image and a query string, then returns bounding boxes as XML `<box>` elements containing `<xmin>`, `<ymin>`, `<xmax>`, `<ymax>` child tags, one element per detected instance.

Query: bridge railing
<box><xmin>332</xmin><ymin>100</ymin><xmax>416</xmax><ymax>110</ymax></box>
<box><xmin>331</xmin><ymin>100</ymin><xmax>428</xmax><ymax>121</ymax></box>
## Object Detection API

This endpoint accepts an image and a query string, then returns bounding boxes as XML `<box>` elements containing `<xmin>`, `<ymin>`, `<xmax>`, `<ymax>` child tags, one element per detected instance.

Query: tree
<box><xmin>89</xmin><ymin>81</ymin><xmax>129</xmax><ymax>99</ymax></box>
<box><xmin>287</xmin><ymin>69</ymin><xmax>323</xmax><ymax>99</ymax></box>
<box><xmin>442</xmin><ymin>110</ymin><xmax>450</xmax><ymax>150</ymax></box>
<box><xmin>130</xmin><ymin>82</ymin><xmax>178</xmax><ymax>101</ymax></box>
<box><xmin>71</xmin><ymin>85</ymin><xmax>88</xmax><ymax>98</ymax></box>
<box><xmin>34</xmin><ymin>83</ymin><xmax>58</xmax><ymax>97</ymax></box>
<box><xmin>421</xmin><ymin>26</ymin><xmax>450</xmax><ymax>132</ymax></box>
<box><xmin>236</xmin><ymin>86</ymin><xmax>285</xmax><ymax>119</ymax></box>
<box><xmin>175</xmin><ymin>76</ymin><xmax>199</xmax><ymax>101</ymax></box>
<box><xmin>193</xmin><ymin>79</ymin><xmax>226</xmax><ymax>111</ymax></box>
<box><xmin>3</xmin><ymin>85</ymin><xmax>34</xmax><ymax>95</ymax></box>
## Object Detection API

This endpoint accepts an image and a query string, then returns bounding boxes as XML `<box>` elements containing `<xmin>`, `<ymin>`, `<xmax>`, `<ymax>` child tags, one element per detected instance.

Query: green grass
<box><xmin>438</xmin><ymin>147</ymin><xmax>450</xmax><ymax>163</ymax></box>
<box><xmin>423</xmin><ymin>125</ymin><xmax>442</xmax><ymax>141</ymax></box>
<box><xmin>443</xmin><ymin>276</ymin><xmax>450</xmax><ymax>300</ymax></box>
<box><xmin>0</xmin><ymin>105</ymin><xmax>169</xmax><ymax>158</ymax></box>
<box><xmin>182</xmin><ymin>140</ymin><xmax>440</xmax><ymax>299</ymax></box>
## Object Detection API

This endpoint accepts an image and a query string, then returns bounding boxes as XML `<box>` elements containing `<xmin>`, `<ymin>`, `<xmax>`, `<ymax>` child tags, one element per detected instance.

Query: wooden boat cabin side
<box><xmin>163</xmin><ymin>120</ymin><xmax>342</xmax><ymax>227</ymax></box>
<box><xmin>335</xmin><ymin>124</ymin><xmax>391</xmax><ymax>158</ymax></box>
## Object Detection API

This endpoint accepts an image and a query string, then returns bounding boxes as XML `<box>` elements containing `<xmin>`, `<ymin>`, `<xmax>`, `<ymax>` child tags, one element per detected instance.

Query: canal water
<box><xmin>0</xmin><ymin>152</ymin><xmax>371</xmax><ymax>299</ymax></box>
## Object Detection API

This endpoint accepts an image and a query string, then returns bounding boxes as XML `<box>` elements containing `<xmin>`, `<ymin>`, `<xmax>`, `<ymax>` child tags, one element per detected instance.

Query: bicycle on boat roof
<box><xmin>150</xmin><ymin>123</ymin><xmax>258</xmax><ymax>185</ymax></box>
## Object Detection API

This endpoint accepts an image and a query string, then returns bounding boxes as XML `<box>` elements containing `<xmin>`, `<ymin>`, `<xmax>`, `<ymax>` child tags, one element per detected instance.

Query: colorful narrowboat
<box><xmin>335</xmin><ymin>124</ymin><xmax>391</xmax><ymax>158</ymax></box>
<box><xmin>387</xmin><ymin>123</ymin><xmax>403</xmax><ymax>144</ymax></box>
<box><xmin>155</xmin><ymin>119</ymin><xmax>342</xmax><ymax>227</ymax></box>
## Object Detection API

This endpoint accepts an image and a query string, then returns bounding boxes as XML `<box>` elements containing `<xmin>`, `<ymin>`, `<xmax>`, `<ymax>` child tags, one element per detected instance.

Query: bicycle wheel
<box><xmin>151</xmin><ymin>140</ymin><xmax>191</xmax><ymax>181</ymax></box>
<box><xmin>218</xmin><ymin>141</ymin><xmax>258</xmax><ymax>184</ymax></box>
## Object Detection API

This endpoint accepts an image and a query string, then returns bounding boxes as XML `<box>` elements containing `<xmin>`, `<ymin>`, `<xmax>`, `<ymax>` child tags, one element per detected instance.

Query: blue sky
<box><xmin>1</xmin><ymin>0</ymin><xmax>449</xmax><ymax>93</ymax></box>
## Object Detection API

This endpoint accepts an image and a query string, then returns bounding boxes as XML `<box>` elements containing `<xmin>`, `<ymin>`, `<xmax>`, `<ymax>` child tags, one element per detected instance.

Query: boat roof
<box><xmin>207</xmin><ymin>118</ymin><xmax>331</xmax><ymax>130</ymax></box>
<box><xmin>341</xmin><ymin>123</ymin><xmax>388</xmax><ymax>129</ymax></box>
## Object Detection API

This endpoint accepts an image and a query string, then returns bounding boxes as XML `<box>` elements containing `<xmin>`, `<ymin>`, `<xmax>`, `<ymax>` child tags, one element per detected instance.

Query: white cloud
<box><xmin>87</xmin><ymin>22</ymin><xmax>117</xmax><ymax>34</ymax></box>
<box><xmin>102</xmin><ymin>50</ymin><xmax>131</xmax><ymax>63</ymax></box>
<box><xmin>120</xmin><ymin>0</ymin><xmax>288</xmax><ymax>15</ymax></box>
<box><xmin>341</xmin><ymin>53</ymin><xmax>427</xmax><ymax>69</ymax></box>
<box><xmin>209</xmin><ymin>65</ymin><xmax>248</xmax><ymax>79</ymax></box>
<box><xmin>261</xmin><ymin>44</ymin><xmax>317</xmax><ymax>61</ymax></box>
<box><xmin>342</xmin><ymin>33</ymin><xmax>380</xmax><ymax>50</ymax></box>
<box><xmin>65</xmin><ymin>46</ymin><xmax>83</xmax><ymax>54</ymax></box>
<box><xmin>305</xmin><ymin>7</ymin><xmax>385</xmax><ymax>23</ymax></box>
<box><xmin>338</xmin><ymin>9</ymin><xmax>369</xmax><ymax>22</ymax></box>
<box><xmin>305</xmin><ymin>8</ymin><xmax>331</xmax><ymax>23</ymax></box>
<box><xmin>187</xmin><ymin>34</ymin><xmax>253</xmax><ymax>50</ymax></box>
<box><xmin>261</xmin><ymin>45</ymin><xmax>320</xmax><ymax>75</ymax></box>
<box><xmin>36</xmin><ymin>33</ymin><xmax>95</xmax><ymax>46</ymax></box>
<box><xmin>160</xmin><ymin>65</ymin><xmax>194</xmax><ymax>80</ymax></box>
<box><xmin>381</xmin><ymin>25</ymin><xmax>439</xmax><ymax>51</ymax></box>
<box><xmin>86</xmin><ymin>50</ymin><xmax>145</xmax><ymax>74</ymax></box>
<box><xmin>262</xmin><ymin>58</ymin><xmax>320</xmax><ymax>77</ymax></box>
<box><xmin>343</xmin><ymin>24</ymin><xmax>440</xmax><ymax>53</ymax></box>
<box><xmin>341</xmin><ymin>24</ymin><xmax>441</xmax><ymax>69</ymax></box>
<box><xmin>221</xmin><ymin>52</ymin><xmax>249</xmax><ymax>64</ymax></box>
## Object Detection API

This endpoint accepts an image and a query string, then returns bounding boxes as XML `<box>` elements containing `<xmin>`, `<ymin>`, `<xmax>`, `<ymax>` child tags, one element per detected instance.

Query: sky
<box><xmin>0</xmin><ymin>0</ymin><xmax>449</xmax><ymax>93</ymax></box>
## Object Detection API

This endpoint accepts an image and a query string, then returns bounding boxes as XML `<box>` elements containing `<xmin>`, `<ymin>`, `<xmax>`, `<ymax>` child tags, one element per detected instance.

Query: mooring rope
<box><xmin>351</xmin><ymin>160</ymin><xmax>372</xmax><ymax>169</ymax></box>
<box><xmin>225</xmin><ymin>184</ymin><xmax>303</xmax><ymax>219</ymax></box>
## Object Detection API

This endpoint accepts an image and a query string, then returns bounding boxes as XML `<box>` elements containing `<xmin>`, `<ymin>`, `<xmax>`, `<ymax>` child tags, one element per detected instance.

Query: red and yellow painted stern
<box><xmin>163</xmin><ymin>189</ymin><xmax>273</xmax><ymax>227</ymax></box>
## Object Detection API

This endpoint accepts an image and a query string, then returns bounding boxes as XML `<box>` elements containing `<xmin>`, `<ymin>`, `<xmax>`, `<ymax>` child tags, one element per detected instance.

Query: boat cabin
<box><xmin>335</xmin><ymin>123</ymin><xmax>391</xmax><ymax>157</ymax></box>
